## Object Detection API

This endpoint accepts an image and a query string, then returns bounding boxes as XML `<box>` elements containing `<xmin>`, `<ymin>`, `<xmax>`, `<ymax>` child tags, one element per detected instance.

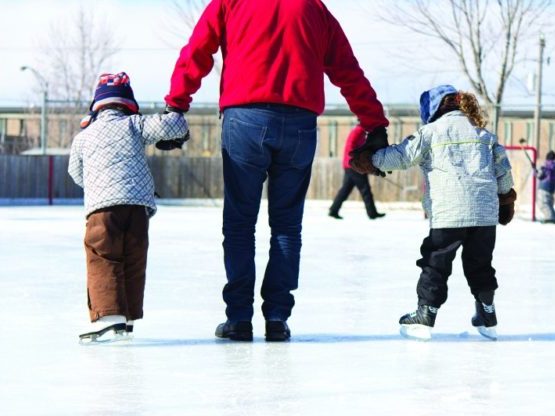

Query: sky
<box><xmin>0</xmin><ymin>0</ymin><xmax>554</xmax><ymax>109</ymax></box>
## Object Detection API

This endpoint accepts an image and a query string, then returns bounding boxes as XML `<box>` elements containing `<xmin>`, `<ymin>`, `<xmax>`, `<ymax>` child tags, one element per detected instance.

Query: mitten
<box><xmin>349</xmin><ymin>126</ymin><xmax>389</xmax><ymax>176</ymax></box>
<box><xmin>498</xmin><ymin>188</ymin><xmax>517</xmax><ymax>225</ymax></box>
<box><xmin>155</xmin><ymin>130</ymin><xmax>190</xmax><ymax>151</ymax></box>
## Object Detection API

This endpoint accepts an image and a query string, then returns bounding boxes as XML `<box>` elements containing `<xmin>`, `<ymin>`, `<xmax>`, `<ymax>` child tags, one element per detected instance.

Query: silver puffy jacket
<box><xmin>68</xmin><ymin>109</ymin><xmax>188</xmax><ymax>217</ymax></box>
<box><xmin>372</xmin><ymin>111</ymin><xmax>514</xmax><ymax>229</ymax></box>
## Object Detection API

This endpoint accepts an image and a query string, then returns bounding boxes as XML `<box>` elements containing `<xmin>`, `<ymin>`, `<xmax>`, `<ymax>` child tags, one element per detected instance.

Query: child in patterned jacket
<box><xmin>68</xmin><ymin>72</ymin><xmax>189</xmax><ymax>343</ymax></box>
<box><xmin>368</xmin><ymin>85</ymin><xmax>516</xmax><ymax>341</ymax></box>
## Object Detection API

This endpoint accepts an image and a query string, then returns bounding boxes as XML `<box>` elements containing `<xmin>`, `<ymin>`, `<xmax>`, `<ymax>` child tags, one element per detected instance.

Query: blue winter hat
<box><xmin>90</xmin><ymin>72</ymin><xmax>139</xmax><ymax>113</ymax></box>
<box><xmin>419</xmin><ymin>84</ymin><xmax>458</xmax><ymax>125</ymax></box>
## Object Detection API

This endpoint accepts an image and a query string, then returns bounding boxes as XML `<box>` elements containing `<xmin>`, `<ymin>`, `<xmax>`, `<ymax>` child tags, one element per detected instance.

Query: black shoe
<box><xmin>399</xmin><ymin>305</ymin><xmax>438</xmax><ymax>327</ymax></box>
<box><xmin>369</xmin><ymin>212</ymin><xmax>386</xmax><ymax>219</ymax></box>
<box><xmin>215</xmin><ymin>320</ymin><xmax>253</xmax><ymax>341</ymax></box>
<box><xmin>265</xmin><ymin>320</ymin><xmax>291</xmax><ymax>342</ymax></box>
<box><xmin>329</xmin><ymin>211</ymin><xmax>343</xmax><ymax>220</ymax></box>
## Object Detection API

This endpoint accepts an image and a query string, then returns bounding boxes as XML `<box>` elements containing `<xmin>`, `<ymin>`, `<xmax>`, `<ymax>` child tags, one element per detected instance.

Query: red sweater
<box><xmin>165</xmin><ymin>0</ymin><xmax>389</xmax><ymax>132</ymax></box>
<box><xmin>342</xmin><ymin>125</ymin><xmax>366</xmax><ymax>168</ymax></box>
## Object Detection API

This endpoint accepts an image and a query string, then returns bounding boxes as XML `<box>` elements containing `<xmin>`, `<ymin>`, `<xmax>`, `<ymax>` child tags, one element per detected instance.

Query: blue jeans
<box><xmin>221</xmin><ymin>104</ymin><xmax>317</xmax><ymax>322</ymax></box>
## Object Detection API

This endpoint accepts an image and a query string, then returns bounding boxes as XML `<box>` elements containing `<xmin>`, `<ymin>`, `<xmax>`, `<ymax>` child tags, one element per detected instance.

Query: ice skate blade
<box><xmin>400</xmin><ymin>324</ymin><xmax>432</xmax><ymax>341</ymax></box>
<box><xmin>79</xmin><ymin>324</ymin><xmax>131</xmax><ymax>345</ymax></box>
<box><xmin>476</xmin><ymin>325</ymin><xmax>497</xmax><ymax>341</ymax></box>
<box><xmin>79</xmin><ymin>331</ymin><xmax>132</xmax><ymax>345</ymax></box>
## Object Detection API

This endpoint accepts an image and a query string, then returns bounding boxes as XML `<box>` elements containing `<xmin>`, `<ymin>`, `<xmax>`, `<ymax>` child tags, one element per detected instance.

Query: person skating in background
<box><xmin>351</xmin><ymin>85</ymin><xmax>516</xmax><ymax>341</ymax></box>
<box><xmin>329</xmin><ymin>125</ymin><xmax>385</xmax><ymax>220</ymax></box>
<box><xmin>537</xmin><ymin>150</ymin><xmax>555</xmax><ymax>223</ymax></box>
<box><xmin>68</xmin><ymin>72</ymin><xmax>189</xmax><ymax>343</ymax></box>
<box><xmin>165</xmin><ymin>0</ymin><xmax>389</xmax><ymax>341</ymax></box>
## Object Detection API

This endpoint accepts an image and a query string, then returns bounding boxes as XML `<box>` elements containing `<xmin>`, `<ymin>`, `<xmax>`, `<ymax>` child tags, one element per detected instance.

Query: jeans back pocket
<box><xmin>290</xmin><ymin>127</ymin><xmax>317</xmax><ymax>168</ymax></box>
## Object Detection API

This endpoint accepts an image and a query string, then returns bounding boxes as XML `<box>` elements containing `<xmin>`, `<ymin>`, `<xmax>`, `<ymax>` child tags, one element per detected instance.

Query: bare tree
<box><xmin>165</xmin><ymin>0</ymin><xmax>222</xmax><ymax>75</ymax></box>
<box><xmin>37</xmin><ymin>6</ymin><xmax>119</xmax><ymax>147</ymax></box>
<box><xmin>371</xmin><ymin>0</ymin><xmax>551</xmax><ymax>131</ymax></box>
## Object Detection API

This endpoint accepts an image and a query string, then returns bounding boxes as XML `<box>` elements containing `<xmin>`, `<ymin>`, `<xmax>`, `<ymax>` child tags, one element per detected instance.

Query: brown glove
<box><xmin>349</xmin><ymin>127</ymin><xmax>389</xmax><ymax>176</ymax></box>
<box><xmin>498</xmin><ymin>189</ymin><xmax>517</xmax><ymax>225</ymax></box>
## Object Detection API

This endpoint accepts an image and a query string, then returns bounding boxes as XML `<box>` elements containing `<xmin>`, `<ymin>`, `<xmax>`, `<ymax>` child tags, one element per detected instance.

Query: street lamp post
<box><xmin>20</xmin><ymin>66</ymin><xmax>49</xmax><ymax>155</ymax></box>
<box><xmin>533</xmin><ymin>34</ymin><xmax>545</xmax><ymax>156</ymax></box>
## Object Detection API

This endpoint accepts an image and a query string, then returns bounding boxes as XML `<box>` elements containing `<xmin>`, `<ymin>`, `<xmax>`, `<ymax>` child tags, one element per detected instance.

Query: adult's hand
<box><xmin>349</xmin><ymin>126</ymin><xmax>389</xmax><ymax>176</ymax></box>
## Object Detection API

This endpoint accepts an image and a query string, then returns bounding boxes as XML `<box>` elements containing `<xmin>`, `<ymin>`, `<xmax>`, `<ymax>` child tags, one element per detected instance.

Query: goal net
<box><xmin>505</xmin><ymin>146</ymin><xmax>537</xmax><ymax>221</ymax></box>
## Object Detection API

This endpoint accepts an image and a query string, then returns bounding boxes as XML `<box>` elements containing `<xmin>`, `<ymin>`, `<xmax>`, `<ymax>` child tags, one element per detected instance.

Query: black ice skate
<box><xmin>399</xmin><ymin>305</ymin><xmax>438</xmax><ymax>341</ymax></box>
<box><xmin>472</xmin><ymin>301</ymin><xmax>497</xmax><ymax>341</ymax></box>
<box><xmin>215</xmin><ymin>320</ymin><xmax>253</xmax><ymax>341</ymax></box>
<box><xmin>79</xmin><ymin>315</ymin><xmax>129</xmax><ymax>344</ymax></box>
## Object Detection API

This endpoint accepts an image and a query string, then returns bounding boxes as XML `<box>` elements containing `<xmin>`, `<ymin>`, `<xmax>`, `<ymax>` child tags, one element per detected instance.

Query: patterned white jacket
<box><xmin>372</xmin><ymin>111</ymin><xmax>514</xmax><ymax>229</ymax></box>
<box><xmin>68</xmin><ymin>109</ymin><xmax>188</xmax><ymax>218</ymax></box>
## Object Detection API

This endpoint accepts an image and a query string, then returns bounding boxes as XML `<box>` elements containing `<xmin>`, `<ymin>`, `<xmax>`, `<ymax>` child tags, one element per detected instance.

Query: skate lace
<box><xmin>482</xmin><ymin>303</ymin><xmax>495</xmax><ymax>314</ymax></box>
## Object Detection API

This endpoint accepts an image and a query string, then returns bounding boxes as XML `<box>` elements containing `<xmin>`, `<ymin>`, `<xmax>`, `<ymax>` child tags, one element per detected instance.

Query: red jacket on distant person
<box><xmin>342</xmin><ymin>125</ymin><xmax>367</xmax><ymax>169</ymax></box>
<box><xmin>165</xmin><ymin>0</ymin><xmax>389</xmax><ymax>133</ymax></box>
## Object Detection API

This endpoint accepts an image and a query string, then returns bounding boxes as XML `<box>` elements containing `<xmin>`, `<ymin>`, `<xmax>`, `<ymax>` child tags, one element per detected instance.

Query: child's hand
<box><xmin>155</xmin><ymin>131</ymin><xmax>190</xmax><ymax>151</ymax></box>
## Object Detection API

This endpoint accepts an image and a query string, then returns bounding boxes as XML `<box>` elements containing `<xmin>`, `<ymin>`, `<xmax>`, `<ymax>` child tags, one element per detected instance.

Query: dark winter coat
<box><xmin>538</xmin><ymin>160</ymin><xmax>555</xmax><ymax>193</ymax></box>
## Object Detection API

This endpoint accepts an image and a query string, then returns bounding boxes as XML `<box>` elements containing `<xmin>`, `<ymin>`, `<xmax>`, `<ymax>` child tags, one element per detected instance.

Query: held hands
<box><xmin>349</xmin><ymin>126</ymin><xmax>389</xmax><ymax>176</ymax></box>
<box><xmin>155</xmin><ymin>105</ymin><xmax>190</xmax><ymax>151</ymax></box>
<box><xmin>155</xmin><ymin>130</ymin><xmax>190</xmax><ymax>151</ymax></box>
<box><xmin>498</xmin><ymin>189</ymin><xmax>517</xmax><ymax>225</ymax></box>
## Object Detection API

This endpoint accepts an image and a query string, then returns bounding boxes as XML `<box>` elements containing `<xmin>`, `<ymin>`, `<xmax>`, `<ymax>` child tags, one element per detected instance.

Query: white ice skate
<box><xmin>79</xmin><ymin>315</ymin><xmax>130</xmax><ymax>344</ymax></box>
<box><xmin>475</xmin><ymin>325</ymin><xmax>497</xmax><ymax>341</ymax></box>
<box><xmin>125</xmin><ymin>320</ymin><xmax>134</xmax><ymax>340</ymax></box>
<box><xmin>399</xmin><ymin>324</ymin><xmax>432</xmax><ymax>341</ymax></box>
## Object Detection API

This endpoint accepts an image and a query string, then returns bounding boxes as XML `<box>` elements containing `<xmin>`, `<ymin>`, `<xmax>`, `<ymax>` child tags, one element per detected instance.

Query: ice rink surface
<box><xmin>1</xmin><ymin>201</ymin><xmax>554</xmax><ymax>416</ymax></box>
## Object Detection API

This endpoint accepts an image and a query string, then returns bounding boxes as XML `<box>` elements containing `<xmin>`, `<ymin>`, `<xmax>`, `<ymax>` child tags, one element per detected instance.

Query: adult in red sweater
<box><xmin>329</xmin><ymin>125</ymin><xmax>385</xmax><ymax>220</ymax></box>
<box><xmin>166</xmin><ymin>0</ymin><xmax>389</xmax><ymax>342</ymax></box>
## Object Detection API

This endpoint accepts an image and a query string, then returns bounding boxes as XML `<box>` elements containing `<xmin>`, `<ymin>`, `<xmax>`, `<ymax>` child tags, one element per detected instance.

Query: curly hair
<box><xmin>458</xmin><ymin>91</ymin><xmax>487</xmax><ymax>128</ymax></box>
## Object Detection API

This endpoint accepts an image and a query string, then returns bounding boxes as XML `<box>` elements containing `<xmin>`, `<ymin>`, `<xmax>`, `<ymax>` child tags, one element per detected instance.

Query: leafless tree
<box><xmin>165</xmin><ymin>0</ymin><xmax>222</xmax><ymax>75</ymax></box>
<box><xmin>37</xmin><ymin>6</ymin><xmax>119</xmax><ymax>147</ymax></box>
<box><xmin>370</xmin><ymin>0</ymin><xmax>551</xmax><ymax>131</ymax></box>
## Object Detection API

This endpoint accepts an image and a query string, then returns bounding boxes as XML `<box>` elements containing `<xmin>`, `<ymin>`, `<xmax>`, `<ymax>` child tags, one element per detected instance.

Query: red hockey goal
<box><xmin>504</xmin><ymin>145</ymin><xmax>537</xmax><ymax>221</ymax></box>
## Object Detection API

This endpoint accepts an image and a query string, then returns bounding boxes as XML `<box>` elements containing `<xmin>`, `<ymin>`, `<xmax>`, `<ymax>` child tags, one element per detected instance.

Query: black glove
<box><xmin>156</xmin><ymin>104</ymin><xmax>189</xmax><ymax>150</ymax></box>
<box><xmin>349</xmin><ymin>126</ymin><xmax>389</xmax><ymax>176</ymax></box>
<box><xmin>155</xmin><ymin>130</ymin><xmax>190</xmax><ymax>151</ymax></box>
<box><xmin>164</xmin><ymin>104</ymin><xmax>185</xmax><ymax>114</ymax></box>
<box><xmin>498</xmin><ymin>188</ymin><xmax>517</xmax><ymax>225</ymax></box>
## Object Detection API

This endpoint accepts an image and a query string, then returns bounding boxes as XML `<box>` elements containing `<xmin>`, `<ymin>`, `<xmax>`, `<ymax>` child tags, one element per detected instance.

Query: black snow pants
<box><xmin>416</xmin><ymin>226</ymin><xmax>498</xmax><ymax>308</ymax></box>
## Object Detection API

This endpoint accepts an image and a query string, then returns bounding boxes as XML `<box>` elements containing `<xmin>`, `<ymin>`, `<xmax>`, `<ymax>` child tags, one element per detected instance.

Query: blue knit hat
<box><xmin>90</xmin><ymin>72</ymin><xmax>139</xmax><ymax>113</ymax></box>
<box><xmin>80</xmin><ymin>72</ymin><xmax>139</xmax><ymax>128</ymax></box>
<box><xmin>419</xmin><ymin>84</ymin><xmax>458</xmax><ymax>125</ymax></box>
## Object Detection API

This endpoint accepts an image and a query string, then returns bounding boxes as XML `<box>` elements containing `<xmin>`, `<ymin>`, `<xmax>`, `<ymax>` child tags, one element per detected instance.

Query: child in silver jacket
<box><xmin>371</xmin><ymin>85</ymin><xmax>516</xmax><ymax>341</ymax></box>
<box><xmin>68</xmin><ymin>72</ymin><xmax>188</xmax><ymax>343</ymax></box>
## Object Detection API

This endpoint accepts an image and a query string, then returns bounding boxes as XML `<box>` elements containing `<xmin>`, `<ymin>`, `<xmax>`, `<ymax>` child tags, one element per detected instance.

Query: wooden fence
<box><xmin>0</xmin><ymin>155</ymin><xmax>423</xmax><ymax>202</ymax></box>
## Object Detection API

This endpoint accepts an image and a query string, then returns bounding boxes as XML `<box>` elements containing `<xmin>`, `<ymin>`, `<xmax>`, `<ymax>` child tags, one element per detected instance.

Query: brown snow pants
<box><xmin>84</xmin><ymin>205</ymin><xmax>149</xmax><ymax>322</ymax></box>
